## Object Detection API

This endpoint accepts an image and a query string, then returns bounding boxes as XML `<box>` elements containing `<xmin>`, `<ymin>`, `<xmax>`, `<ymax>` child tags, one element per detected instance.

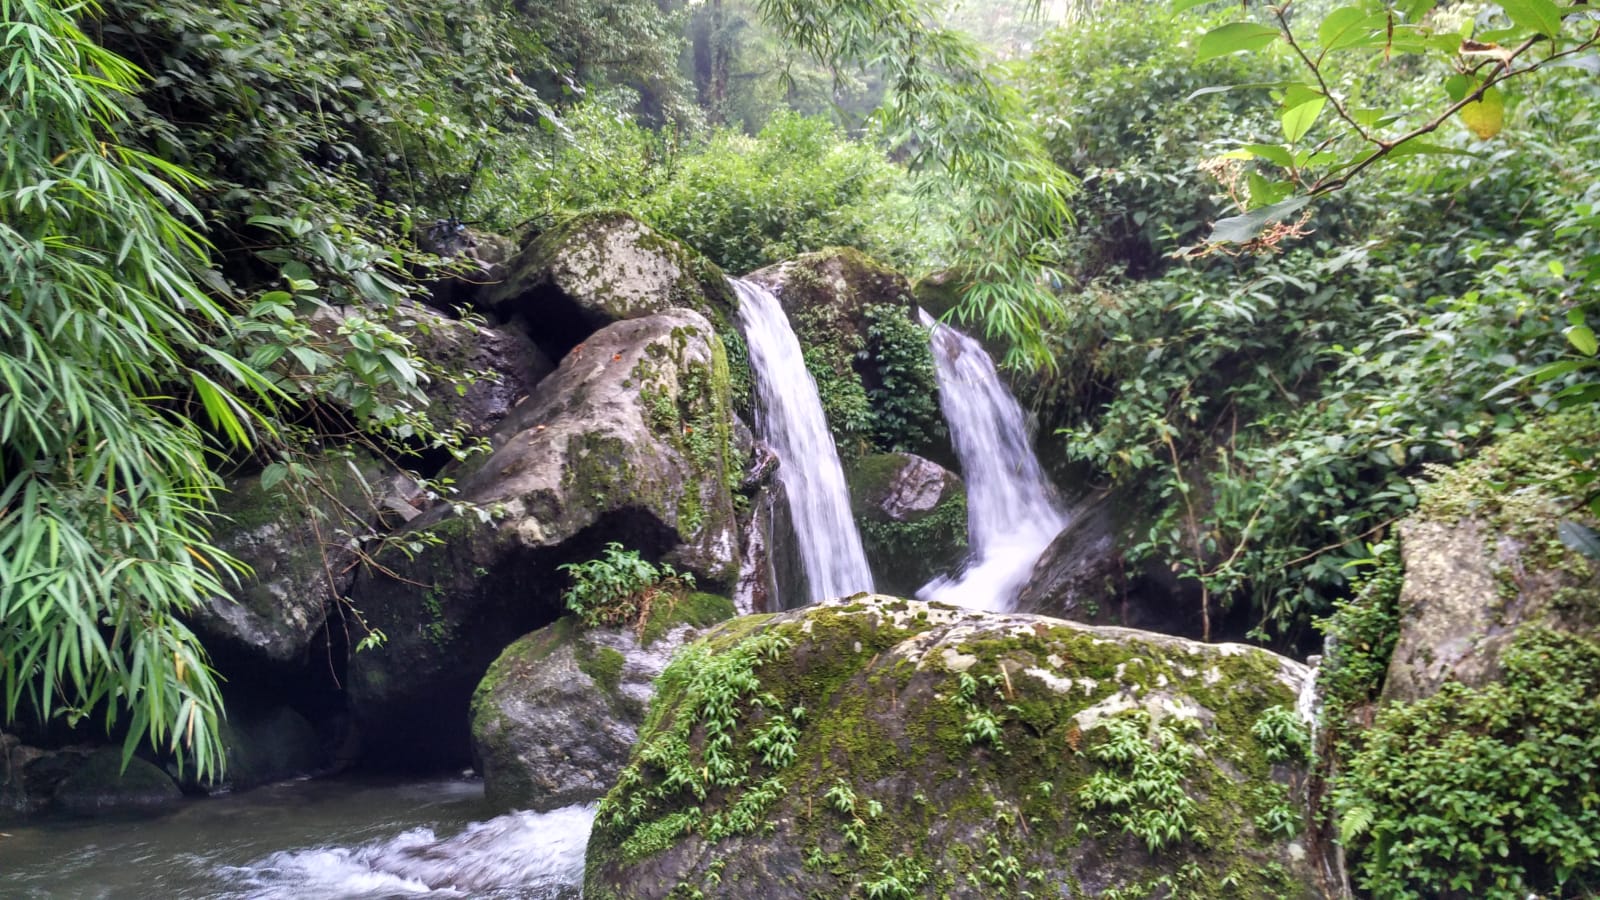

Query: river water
<box><xmin>0</xmin><ymin>776</ymin><xmax>592</xmax><ymax>898</ymax></box>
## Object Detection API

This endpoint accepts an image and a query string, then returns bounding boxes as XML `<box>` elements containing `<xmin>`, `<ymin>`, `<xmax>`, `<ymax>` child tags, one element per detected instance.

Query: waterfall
<box><xmin>917</xmin><ymin>311</ymin><xmax>1068</xmax><ymax>611</ymax></box>
<box><xmin>731</xmin><ymin>278</ymin><xmax>874</xmax><ymax>604</ymax></box>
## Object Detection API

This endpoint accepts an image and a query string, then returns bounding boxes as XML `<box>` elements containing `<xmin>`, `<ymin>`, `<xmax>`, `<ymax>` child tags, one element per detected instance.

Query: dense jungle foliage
<box><xmin>3</xmin><ymin>0</ymin><xmax>1598</xmax><ymax>891</ymax></box>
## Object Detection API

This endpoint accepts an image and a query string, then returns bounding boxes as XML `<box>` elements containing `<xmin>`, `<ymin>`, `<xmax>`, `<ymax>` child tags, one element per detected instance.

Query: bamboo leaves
<box><xmin>0</xmin><ymin>0</ymin><xmax>281</xmax><ymax>779</ymax></box>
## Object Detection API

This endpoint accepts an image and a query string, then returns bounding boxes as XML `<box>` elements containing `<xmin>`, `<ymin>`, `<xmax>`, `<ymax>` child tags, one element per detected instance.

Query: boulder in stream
<box><xmin>585</xmin><ymin>595</ymin><xmax>1320</xmax><ymax>898</ymax></box>
<box><xmin>847</xmin><ymin>452</ymin><xmax>967</xmax><ymax>596</ymax></box>
<box><xmin>470</xmin><ymin>593</ymin><xmax>735</xmax><ymax>811</ymax></box>
<box><xmin>52</xmin><ymin>748</ymin><xmax>182</xmax><ymax>816</ymax></box>
<box><xmin>346</xmin><ymin>308</ymin><xmax>744</xmax><ymax>769</ymax></box>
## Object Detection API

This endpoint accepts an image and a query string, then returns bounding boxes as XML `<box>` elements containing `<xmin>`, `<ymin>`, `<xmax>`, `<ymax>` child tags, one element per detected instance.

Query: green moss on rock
<box><xmin>584</xmin><ymin>596</ymin><xmax>1319</xmax><ymax>899</ymax></box>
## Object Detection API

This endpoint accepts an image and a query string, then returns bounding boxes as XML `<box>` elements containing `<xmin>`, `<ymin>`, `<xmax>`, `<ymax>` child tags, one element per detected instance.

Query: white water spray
<box><xmin>731</xmin><ymin>278</ymin><xmax>873</xmax><ymax>604</ymax></box>
<box><xmin>918</xmin><ymin>311</ymin><xmax>1068</xmax><ymax>611</ymax></box>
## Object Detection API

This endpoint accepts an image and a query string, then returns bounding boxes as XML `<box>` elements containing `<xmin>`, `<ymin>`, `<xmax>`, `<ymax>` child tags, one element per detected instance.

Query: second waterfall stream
<box><xmin>918</xmin><ymin>311</ymin><xmax>1069</xmax><ymax>611</ymax></box>
<box><xmin>731</xmin><ymin>277</ymin><xmax>874</xmax><ymax>604</ymax></box>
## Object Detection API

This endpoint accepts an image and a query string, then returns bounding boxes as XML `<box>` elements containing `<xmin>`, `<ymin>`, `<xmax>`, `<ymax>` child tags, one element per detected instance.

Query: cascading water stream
<box><xmin>731</xmin><ymin>277</ymin><xmax>874</xmax><ymax>604</ymax></box>
<box><xmin>917</xmin><ymin>311</ymin><xmax>1068</xmax><ymax>611</ymax></box>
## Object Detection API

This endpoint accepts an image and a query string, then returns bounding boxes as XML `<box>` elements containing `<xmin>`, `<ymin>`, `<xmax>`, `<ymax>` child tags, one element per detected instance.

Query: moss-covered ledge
<box><xmin>584</xmin><ymin>595</ymin><xmax>1320</xmax><ymax>899</ymax></box>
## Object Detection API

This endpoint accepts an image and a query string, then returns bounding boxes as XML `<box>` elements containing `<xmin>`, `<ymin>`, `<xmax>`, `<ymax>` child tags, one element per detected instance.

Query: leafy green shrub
<box><xmin>635</xmin><ymin>112</ymin><xmax>933</xmax><ymax>274</ymax></box>
<box><xmin>1078</xmin><ymin>712</ymin><xmax>1206</xmax><ymax>853</ymax></box>
<box><xmin>1334</xmin><ymin>627</ymin><xmax>1600</xmax><ymax>898</ymax></box>
<box><xmin>1053</xmin><ymin>218</ymin><xmax>1579</xmax><ymax>640</ymax></box>
<box><xmin>559</xmin><ymin>542</ymin><xmax>695</xmax><ymax>630</ymax></box>
<box><xmin>1315</xmin><ymin>543</ymin><xmax>1404</xmax><ymax>729</ymax></box>
<box><xmin>863</xmin><ymin>304</ymin><xmax>946</xmax><ymax>455</ymax></box>
<box><xmin>1021</xmin><ymin>8</ymin><xmax>1287</xmax><ymax>277</ymax></box>
<box><xmin>0</xmin><ymin>0</ymin><xmax>285</xmax><ymax>777</ymax></box>
<box><xmin>1250</xmin><ymin>705</ymin><xmax>1310</xmax><ymax>765</ymax></box>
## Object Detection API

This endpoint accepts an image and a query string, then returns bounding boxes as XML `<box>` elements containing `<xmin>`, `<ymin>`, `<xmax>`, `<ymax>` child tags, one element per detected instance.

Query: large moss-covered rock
<box><xmin>1383</xmin><ymin>408</ymin><xmax>1600</xmax><ymax>703</ymax></box>
<box><xmin>585</xmin><ymin>596</ymin><xmax>1319</xmax><ymax>899</ymax></box>
<box><xmin>192</xmin><ymin>451</ymin><xmax>415</xmax><ymax>667</ymax></box>
<box><xmin>52</xmin><ymin>749</ymin><xmax>182</xmax><ymax>816</ymax></box>
<box><xmin>848</xmin><ymin>453</ymin><xmax>967</xmax><ymax>596</ymax></box>
<box><xmin>346</xmin><ymin>309</ymin><xmax>744</xmax><ymax>769</ymax></box>
<box><xmin>484</xmin><ymin>211</ymin><xmax>737</xmax><ymax>361</ymax></box>
<box><xmin>470</xmin><ymin>594</ymin><xmax>735</xmax><ymax>812</ymax></box>
<box><xmin>748</xmin><ymin>249</ymin><xmax>948</xmax><ymax>462</ymax></box>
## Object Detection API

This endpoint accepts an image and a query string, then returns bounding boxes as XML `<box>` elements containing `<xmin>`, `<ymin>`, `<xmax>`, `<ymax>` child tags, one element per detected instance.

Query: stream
<box><xmin>0</xmin><ymin>776</ymin><xmax>592</xmax><ymax>898</ymax></box>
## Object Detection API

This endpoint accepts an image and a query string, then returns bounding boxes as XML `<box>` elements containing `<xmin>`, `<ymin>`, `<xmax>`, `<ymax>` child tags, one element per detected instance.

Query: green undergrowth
<box><xmin>1333</xmin><ymin>627</ymin><xmax>1600</xmax><ymax>899</ymax></box>
<box><xmin>586</xmin><ymin>600</ymin><xmax>1312</xmax><ymax>898</ymax></box>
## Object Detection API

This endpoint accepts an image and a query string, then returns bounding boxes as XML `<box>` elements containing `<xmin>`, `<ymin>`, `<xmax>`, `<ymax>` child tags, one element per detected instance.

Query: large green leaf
<box><xmin>1197</xmin><ymin>23</ymin><xmax>1282</xmax><ymax>61</ymax></box>
<box><xmin>1496</xmin><ymin>0</ymin><xmax>1564</xmax><ymax>38</ymax></box>
<box><xmin>1567</xmin><ymin>323</ymin><xmax>1599</xmax><ymax>356</ymax></box>
<box><xmin>1318</xmin><ymin>7</ymin><xmax>1388</xmax><ymax>51</ymax></box>
<box><xmin>1282</xmin><ymin>96</ymin><xmax>1327</xmax><ymax>143</ymax></box>
<box><xmin>1558</xmin><ymin>521</ymin><xmax>1600</xmax><ymax>561</ymax></box>
<box><xmin>1208</xmin><ymin>195</ymin><xmax>1313</xmax><ymax>243</ymax></box>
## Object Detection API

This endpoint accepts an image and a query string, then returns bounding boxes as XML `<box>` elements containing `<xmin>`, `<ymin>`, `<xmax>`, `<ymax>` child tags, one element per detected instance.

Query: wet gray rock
<box><xmin>402</xmin><ymin>307</ymin><xmax>553</xmax><ymax>436</ymax></box>
<box><xmin>52</xmin><ymin>748</ymin><xmax>181</xmax><ymax>816</ymax></box>
<box><xmin>417</xmin><ymin>223</ymin><xmax>518</xmax><ymax>313</ymax></box>
<box><xmin>847</xmin><ymin>452</ymin><xmax>967</xmax><ymax>596</ymax></box>
<box><xmin>346</xmin><ymin>309</ymin><xmax>744</xmax><ymax>769</ymax></box>
<box><xmin>470</xmin><ymin>595</ymin><xmax>734</xmax><ymax>811</ymax></box>
<box><xmin>192</xmin><ymin>452</ymin><xmax>415</xmax><ymax>667</ymax></box>
<box><xmin>483</xmin><ymin>211</ymin><xmax>736</xmax><ymax>361</ymax></box>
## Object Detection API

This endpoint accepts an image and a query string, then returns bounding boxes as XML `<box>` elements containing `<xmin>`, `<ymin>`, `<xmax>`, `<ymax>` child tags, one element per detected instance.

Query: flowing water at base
<box><xmin>0</xmin><ymin>776</ymin><xmax>592</xmax><ymax>899</ymax></box>
<box><xmin>917</xmin><ymin>312</ymin><xmax>1069</xmax><ymax>612</ymax></box>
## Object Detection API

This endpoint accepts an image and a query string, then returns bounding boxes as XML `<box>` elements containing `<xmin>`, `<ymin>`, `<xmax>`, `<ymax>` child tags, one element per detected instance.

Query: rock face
<box><xmin>416</xmin><ymin>222</ymin><xmax>518</xmax><ymax>313</ymax></box>
<box><xmin>346</xmin><ymin>308</ymin><xmax>744</xmax><ymax>769</ymax></box>
<box><xmin>847</xmin><ymin>453</ymin><xmax>967</xmax><ymax>596</ymax></box>
<box><xmin>1015</xmin><ymin>495</ymin><xmax>1120</xmax><ymax>620</ymax></box>
<box><xmin>191</xmin><ymin>452</ymin><xmax>411</xmax><ymax>667</ymax></box>
<box><xmin>585</xmin><ymin>596</ymin><xmax>1320</xmax><ymax>899</ymax></box>
<box><xmin>403</xmin><ymin>306</ymin><xmax>553</xmax><ymax>436</ymax></box>
<box><xmin>747</xmin><ymin>249</ymin><xmax>949</xmax><ymax>464</ymax></box>
<box><xmin>52</xmin><ymin>749</ymin><xmax>182</xmax><ymax>816</ymax></box>
<box><xmin>1383</xmin><ymin>409</ymin><xmax>1600</xmax><ymax>703</ymax></box>
<box><xmin>470</xmin><ymin>594</ymin><xmax>735</xmax><ymax>811</ymax></box>
<box><xmin>484</xmin><ymin>211</ymin><xmax>737</xmax><ymax>361</ymax></box>
<box><xmin>212</xmin><ymin>704</ymin><xmax>326</xmax><ymax>793</ymax></box>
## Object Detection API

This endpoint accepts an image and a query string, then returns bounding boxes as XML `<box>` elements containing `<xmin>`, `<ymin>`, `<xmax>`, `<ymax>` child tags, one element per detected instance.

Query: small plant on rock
<box><xmin>559</xmin><ymin>542</ymin><xmax>694</xmax><ymax>630</ymax></box>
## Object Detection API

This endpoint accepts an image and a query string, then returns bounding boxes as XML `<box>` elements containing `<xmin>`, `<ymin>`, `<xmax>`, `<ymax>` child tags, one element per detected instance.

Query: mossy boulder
<box><xmin>484</xmin><ymin>211</ymin><xmax>737</xmax><ymax>362</ymax></box>
<box><xmin>470</xmin><ymin>594</ymin><xmax>735</xmax><ymax>811</ymax></box>
<box><xmin>192</xmin><ymin>451</ymin><xmax>416</xmax><ymax>668</ymax></box>
<box><xmin>346</xmin><ymin>309</ymin><xmax>744</xmax><ymax>769</ymax></box>
<box><xmin>1383</xmin><ymin>407</ymin><xmax>1600</xmax><ymax>703</ymax></box>
<box><xmin>584</xmin><ymin>595</ymin><xmax>1320</xmax><ymax>899</ymax></box>
<box><xmin>848</xmin><ymin>453</ymin><xmax>967</xmax><ymax>596</ymax></box>
<box><xmin>748</xmin><ymin>249</ymin><xmax>948</xmax><ymax>462</ymax></box>
<box><xmin>1</xmin><ymin>734</ymin><xmax>69</xmax><ymax>822</ymax></box>
<box><xmin>51</xmin><ymin>748</ymin><xmax>182</xmax><ymax>817</ymax></box>
<box><xmin>402</xmin><ymin>305</ymin><xmax>554</xmax><ymax>436</ymax></box>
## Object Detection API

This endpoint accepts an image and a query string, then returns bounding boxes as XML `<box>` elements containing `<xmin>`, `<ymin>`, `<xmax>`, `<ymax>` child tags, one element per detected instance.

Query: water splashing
<box><xmin>918</xmin><ymin>311</ymin><xmax>1068</xmax><ymax>611</ymax></box>
<box><xmin>731</xmin><ymin>277</ymin><xmax>873</xmax><ymax>604</ymax></box>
